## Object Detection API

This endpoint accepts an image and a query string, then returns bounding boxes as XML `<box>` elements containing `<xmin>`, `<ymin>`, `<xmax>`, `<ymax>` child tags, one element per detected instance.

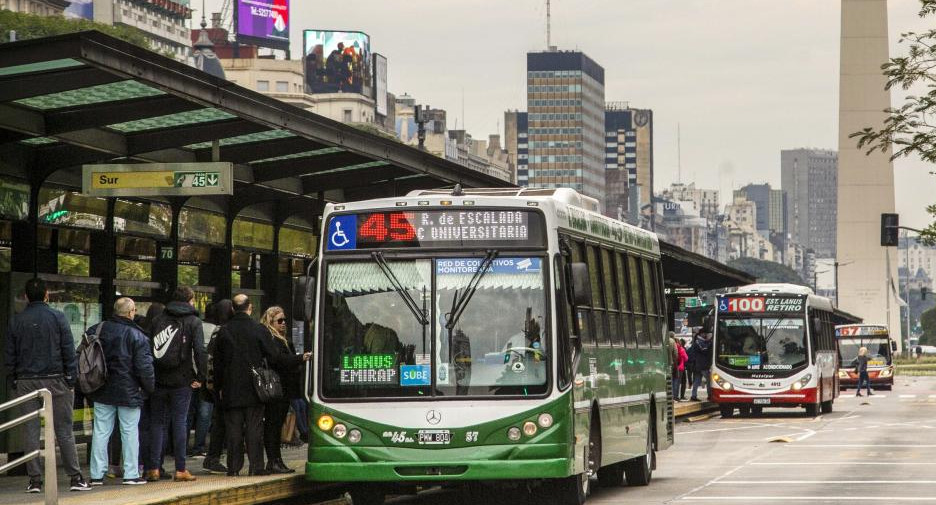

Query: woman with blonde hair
<box><xmin>855</xmin><ymin>346</ymin><xmax>873</xmax><ymax>397</ymax></box>
<box><xmin>259</xmin><ymin>306</ymin><xmax>310</xmax><ymax>473</ymax></box>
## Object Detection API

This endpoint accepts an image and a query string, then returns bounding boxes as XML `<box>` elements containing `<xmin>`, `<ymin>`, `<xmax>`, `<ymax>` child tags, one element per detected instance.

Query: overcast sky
<box><xmin>200</xmin><ymin>0</ymin><xmax>935</xmax><ymax>228</ymax></box>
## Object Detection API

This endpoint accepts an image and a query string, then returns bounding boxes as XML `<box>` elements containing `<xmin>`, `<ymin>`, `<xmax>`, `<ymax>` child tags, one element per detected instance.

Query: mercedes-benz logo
<box><xmin>426</xmin><ymin>410</ymin><xmax>441</xmax><ymax>425</ymax></box>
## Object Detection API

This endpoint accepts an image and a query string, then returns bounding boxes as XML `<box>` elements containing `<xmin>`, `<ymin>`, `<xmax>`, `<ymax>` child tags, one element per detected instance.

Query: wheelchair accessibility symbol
<box><xmin>326</xmin><ymin>215</ymin><xmax>357</xmax><ymax>250</ymax></box>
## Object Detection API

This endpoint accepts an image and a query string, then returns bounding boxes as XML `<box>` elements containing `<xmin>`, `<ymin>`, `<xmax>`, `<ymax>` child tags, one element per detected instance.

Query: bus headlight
<box><xmin>722</xmin><ymin>382</ymin><xmax>733</xmax><ymax>391</ymax></box>
<box><xmin>838</xmin><ymin>369</ymin><xmax>849</xmax><ymax>379</ymax></box>
<box><xmin>332</xmin><ymin>424</ymin><xmax>347</xmax><ymax>439</ymax></box>
<box><xmin>523</xmin><ymin>421</ymin><xmax>538</xmax><ymax>437</ymax></box>
<box><xmin>791</xmin><ymin>374</ymin><xmax>812</xmax><ymax>391</ymax></box>
<box><xmin>317</xmin><ymin>415</ymin><xmax>334</xmax><ymax>432</ymax></box>
<box><xmin>507</xmin><ymin>427</ymin><xmax>522</xmax><ymax>441</ymax></box>
<box><xmin>537</xmin><ymin>413</ymin><xmax>554</xmax><ymax>428</ymax></box>
<box><xmin>711</xmin><ymin>373</ymin><xmax>732</xmax><ymax>390</ymax></box>
<box><xmin>347</xmin><ymin>429</ymin><xmax>362</xmax><ymax>444</ymax></box>
<box><xmin>879</xmin><ymin>367</ymin><xmax>893</xmax><ymax>378</ymax></box>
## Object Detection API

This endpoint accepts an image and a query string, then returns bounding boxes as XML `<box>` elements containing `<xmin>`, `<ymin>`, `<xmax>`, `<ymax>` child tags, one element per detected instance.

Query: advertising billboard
<box><xmin>303</xmin><ymin>30</ymin><xmax>371</xmax><ymax>96</ymax></box>
<box><xmin>236</xmin><ymin>0</ymin><xmax>290</xmax><ymax>49</ymax></box>
<box><xmin>374</xmin><ymin>53</ymin><xmax>388</xmax><ymax>116</ymax></box>
<box><xmin>64</xmin><ymin>0</ymin><xmax>93</xmax><ymax>20</ymax></box>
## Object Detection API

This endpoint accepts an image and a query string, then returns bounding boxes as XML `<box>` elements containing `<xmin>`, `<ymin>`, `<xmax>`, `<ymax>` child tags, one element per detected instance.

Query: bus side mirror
<box><xmin>891</xmin><ymin>341</ymin><xmax>898</xmax><ymax>352</ymax></box>
<box><xmin>569</xmin><ymin>262</ymin><xmax>592</xmax><ymax>307</ymax></box>
<box><xmin>293</xmin><ymin>258</ymin><xmax>318</xmax><ymax>323</ymax></box>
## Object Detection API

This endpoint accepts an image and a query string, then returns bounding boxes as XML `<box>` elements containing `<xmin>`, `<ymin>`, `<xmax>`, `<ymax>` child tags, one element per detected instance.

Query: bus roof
<box><xmin>325</xmin><ymin>187</ymin><xmax>660</xmax><ymax>255</ymax></box>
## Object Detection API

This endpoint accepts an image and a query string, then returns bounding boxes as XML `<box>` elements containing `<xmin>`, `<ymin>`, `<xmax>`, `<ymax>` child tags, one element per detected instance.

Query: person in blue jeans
<box><xmin>144</xmin><ymin>286</ymin><xmax>207</xmax><ymax>482</ymax></box>
<box><xmin>855</xmin><ymin>346</ymin><xmax>873</xmax><ymax>397</ymax></box>
<box><xmin>87</xmin><ymin>297</ymin><xmax>155</xmax><ymax>485</ymax></box>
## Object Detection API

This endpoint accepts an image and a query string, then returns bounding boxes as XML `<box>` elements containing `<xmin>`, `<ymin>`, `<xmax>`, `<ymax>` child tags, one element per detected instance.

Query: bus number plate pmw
<box><xmin>417</xmin><ymin>430</ymin><xmax>452</xmax><ymax>445</ymax></box>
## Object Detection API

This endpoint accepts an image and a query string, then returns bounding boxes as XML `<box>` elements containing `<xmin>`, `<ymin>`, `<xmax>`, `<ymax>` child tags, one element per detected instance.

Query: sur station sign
<box><xmin>81</xmin><ymin>163</ymin><xmax>234</xmax><ymax>197</ymax></box>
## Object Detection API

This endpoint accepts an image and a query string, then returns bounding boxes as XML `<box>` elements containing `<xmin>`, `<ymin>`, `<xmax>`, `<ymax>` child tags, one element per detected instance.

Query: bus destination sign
<box><xmin>836</xmin><ymin>325</ymin><xmax>888</xmax><ymax>337</ymax></box>
<box><xmin>326</xmin><ymin>210</ymin><xmax>540</xmax><ymax>251</ymax></box>
<box><xmin>339</xmin><ymin>354</ymin><xmax>398</xmax><ymax>385</ymax></box>
<box><xmin>718</xmin><ymin>296</ymin><xmax>804</xmax><ymax>313</ymax></box>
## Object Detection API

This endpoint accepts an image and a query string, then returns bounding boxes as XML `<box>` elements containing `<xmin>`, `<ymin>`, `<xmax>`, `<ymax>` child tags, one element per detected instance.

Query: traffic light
<box><xmin>881</xmin><ymin>213</ymin><xmax>899</xmax><ymax>246</ymax></box>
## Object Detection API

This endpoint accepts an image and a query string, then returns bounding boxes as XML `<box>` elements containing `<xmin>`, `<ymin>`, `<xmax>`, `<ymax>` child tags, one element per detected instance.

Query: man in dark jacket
<box><xmin>4</xmin><ymin>278</ymin><xmax>91</xmax><ymax>492</ymax></box>
<box><xmin>688</xmin><ymin>332</ymin><xmax>714</xmax><ymax>401</ymax></box>
<box><xmin>144</xmin><ymin>286</ymin><xmax>207</xmax><ymax>482</ymax></box>
<box><xmin>214</xmin><ymin>294</ymin><xmax>295</xmax><ymax>476</ymax></box>
<box><xmin>87</xmin><ymin>297</ymin><xmax>155</xmax><ymax>486</ymax></box>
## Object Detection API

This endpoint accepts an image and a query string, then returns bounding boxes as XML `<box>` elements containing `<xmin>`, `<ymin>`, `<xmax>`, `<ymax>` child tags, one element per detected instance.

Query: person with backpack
<box><xmin>144</xmin><ymin>286</ymin><xmax>207</xmax><ymax>482</ymax></box>
<box><xmin>5</xmin><ymin>278</ymin><xmax>91</xmax><ymax>493</ymax></box>
<box><xmin>85</xmin><ymin>297</ymin><xmax>155</xmax><ymax>486</ymax></box>
<box><xmin>201</xmin><ymin>299</ymin><xmax>233</xmax><ymax>474</ymax></box>
<box><xmin>688</xmin><ymin>332</ymin><xmax>714</xmax><ymax>401</ymax></box>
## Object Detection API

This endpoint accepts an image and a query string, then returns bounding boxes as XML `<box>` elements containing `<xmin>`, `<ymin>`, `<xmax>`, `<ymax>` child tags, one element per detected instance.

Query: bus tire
<box><xmin>821</xmin><ymin>399</ymin><xmax>833</xmax><ymax>414</ymax></box>
<box><xmin>348</xmin><ymin>484</ymin><xmax>385</xmax><ymax>505</ymax></box>
<box><xmin>552</xmin><ymin>472</ymin><xmax>588</xmax><ymax>505</ymax></box>
<box><xmin>597</xmin><ymin>462</ymin><xmax>625</xmax><ymax>487</ymax></box>
<box><xmin>719</xmin><ymin>405</ymin><xmax>734</xmax><ymax>418</ymax></box>
<box><xmin>805</xmin><ymin>403</ymin><xmax>819</xmax><ymax>417</ymax></box>
<box><xmin>623</xmin><ymin>416</ymin><xmax>654</xmax><ymax>486</ymax></box>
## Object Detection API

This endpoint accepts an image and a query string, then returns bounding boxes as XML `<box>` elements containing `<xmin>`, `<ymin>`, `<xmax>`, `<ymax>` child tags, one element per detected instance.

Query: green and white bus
<box><xmin>301</xmin><ymin>187</ymin><xmax>674</xmax><ymax>504</ymax></box>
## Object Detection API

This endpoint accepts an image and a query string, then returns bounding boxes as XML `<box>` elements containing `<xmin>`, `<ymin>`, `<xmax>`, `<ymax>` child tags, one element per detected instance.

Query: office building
<box><xmin>604</xmin><ymin>103</ymin><xmax>654</xmax><ymax>224</ymax></box>
<box><xmin>504</xmin><ymin>110</ymin><xmax>528</xmax><ymax>186</ymax></box>
<box><xmin>781</xmin><ymin>148</ymin><xmax>838</xmax><ymax>258</ymax></box>
<box><xmin>2</xmin><ymin>0</ymin><xmax>69</xmax><ymax>16</ymax></box>
<box><xmin>526</xmin><ymin>51</ymin><xmax>606</xmax><ymax>207</ymax></box>
<box><xmin>734</xmin><ymin>183</ymin><xmax>787</xmax><ymax>236</ymax></box>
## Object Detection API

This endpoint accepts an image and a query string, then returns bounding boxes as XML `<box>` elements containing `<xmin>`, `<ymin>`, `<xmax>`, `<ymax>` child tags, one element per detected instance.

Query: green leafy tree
<box><xmin>727</xmin><ymin>257</ymin><xmax>806</xmax><ymax>285</ymax></box>
<box><xmin>851</xmin><ymin>0</ymin><xmax>936</xmax><ymax>243</ymax></box>
<box><xmin>919</xmin><ymin>307</ymin><xmax>936</xmax><ymax>345</ymax></box>
<box><xmin>0</xmin><ymin>10</ymin><xmax>151</xmax><ymax>49</ymax></box>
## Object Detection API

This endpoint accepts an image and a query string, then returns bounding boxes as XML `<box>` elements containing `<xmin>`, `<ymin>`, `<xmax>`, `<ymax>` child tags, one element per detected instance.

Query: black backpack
<box><xmin>76</xmin><ymin>322</ymin><xmax>107</xmax><ymax>394</ymax></box>
<box><xmin>151</xmin><ymin>316</ymin><xmax>186</xmax><ymax>369</ymax></box>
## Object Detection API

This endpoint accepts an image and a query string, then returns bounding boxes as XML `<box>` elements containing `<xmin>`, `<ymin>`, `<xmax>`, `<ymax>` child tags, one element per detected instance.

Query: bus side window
<box><xmin>629</xmin><ymin>254</ymin><xmax>650</xmax><ymax>348</ymax></box>
<box><xmin>602</xmin><ymin>248</ymin><xmax>623</xmax><ymax>347</ymax></box>
<box><xmin>808</xmin><ymin>309</ymin><xmax>819</xmax><ymax>360</ymax></box>
<box><xmin>617</xmin><ymin>251</ymin><xmax>637</xmax><ymax>348</ymax></box>
<box><xmin>554</xmin><ymin>253</ymin><xmax>573</xmax><ymax>390</ymax></box>
<box><xmin>642</xmin><ymin>257</ymin><xmax>662</xmax><ymax>348</ymax></box>
<box><xmin>571</xmin><ymin>240</ymin><xmax>595</xmax><ymax>346</ymax></box>
<box><xmin>586</xmin><ymin>244</ymin><xmax>609</xmax><ymax>346</ymax></box>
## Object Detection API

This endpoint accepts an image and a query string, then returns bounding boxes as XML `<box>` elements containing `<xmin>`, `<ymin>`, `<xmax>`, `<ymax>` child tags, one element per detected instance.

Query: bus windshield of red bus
<box><xmin>716</xmin><ymin>317</ymin><xmax>808</xmax><ymax>373</ymax></box>
<box><xmin>839</xmin><ymin>338</ymin><xmax>891</xmax><ymax>367</ymax></box>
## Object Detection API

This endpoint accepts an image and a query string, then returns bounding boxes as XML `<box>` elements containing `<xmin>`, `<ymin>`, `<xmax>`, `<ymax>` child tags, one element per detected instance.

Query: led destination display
<box><xmin>718</xmin><ymin>296</ymin><xmax>804</xmax><ymax>313</ymax></box>
<box><xmin>326</xmin><ymin>210</ymin><xmax>543</xmax><ymax>250</ymax></box>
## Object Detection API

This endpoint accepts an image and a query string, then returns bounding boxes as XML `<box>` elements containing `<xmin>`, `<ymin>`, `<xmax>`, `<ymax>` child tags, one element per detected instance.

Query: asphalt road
<box><xmin>354</xmin><ymin>375</ymin><xmax>936</xmax><ymax>505</ymax></box>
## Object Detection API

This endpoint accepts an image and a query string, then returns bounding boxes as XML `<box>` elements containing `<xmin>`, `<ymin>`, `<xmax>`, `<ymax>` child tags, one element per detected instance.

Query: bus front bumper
<box><xmin>711</xmin><ymin>387</ymin><xmax>818</xmax><ymax>405</ymax></box>
<box><xmin>306</xmin><ymin>444</ymin><xmax>571</xmax><ymax>482</ymax></box>
<box><xmin>838</xmin><ymin>369</ymin><xmax>894</xmax><ymax>387</ymax></box>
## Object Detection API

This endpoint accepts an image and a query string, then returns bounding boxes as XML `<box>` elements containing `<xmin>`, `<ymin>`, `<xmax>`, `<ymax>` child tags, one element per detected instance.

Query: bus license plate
<box><xmin>417</xmin><ymin>430</ymin><xmax>451</xmax><ymax>445</ymax></box>
<box><xmin>753</xmin><ymin>398</ymin><xmax>771</xmax><ymax>405</ymax></box>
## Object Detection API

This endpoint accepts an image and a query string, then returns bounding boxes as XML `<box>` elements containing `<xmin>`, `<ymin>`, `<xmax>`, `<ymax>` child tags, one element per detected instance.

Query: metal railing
<box><xmin>0</xmin><ymin>388</ymin><xmax>57</xmax><ymax>505</ymax></box>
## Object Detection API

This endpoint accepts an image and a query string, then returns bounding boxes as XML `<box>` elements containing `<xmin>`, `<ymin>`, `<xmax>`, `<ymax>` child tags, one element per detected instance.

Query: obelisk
<box><xmin>836</xmin><ymin>0</ymin><xmax>900</xmax><ymax>349</ymax></box>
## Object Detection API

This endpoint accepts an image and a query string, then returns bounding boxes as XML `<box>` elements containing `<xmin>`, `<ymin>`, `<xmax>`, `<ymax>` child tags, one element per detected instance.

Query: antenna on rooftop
<box><xmin>546</xmin><ymin>0</ymin><xmax>551</xmax><ymax>49</ymax></box>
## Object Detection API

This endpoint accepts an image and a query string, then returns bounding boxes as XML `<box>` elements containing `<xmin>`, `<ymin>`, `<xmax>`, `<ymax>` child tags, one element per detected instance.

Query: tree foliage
<box><xmin>0</xmin><ymin>10</ymin><xmax>151</xmax><ymax>49</ymax></box>
<box><xmin>727</xmin><ymin>257</ymin><xmax>806</xmax><ymax>285</ymax></box>
<box><xmin>920</xmin><ymin>306</ymin><xmax>936</xmax><ymax>345</ymax></box>
<box><xmin>850</xmin><ymin>0</ymin><xmax>936</xmax><ymax>244</ymax></box>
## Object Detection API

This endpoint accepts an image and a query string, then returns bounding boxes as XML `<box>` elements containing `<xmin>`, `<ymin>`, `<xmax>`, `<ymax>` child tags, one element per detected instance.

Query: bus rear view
<box><xmin>835</xmin><ymin>324</ymin><xmax>896</xmax><ymax>390</ymax></box>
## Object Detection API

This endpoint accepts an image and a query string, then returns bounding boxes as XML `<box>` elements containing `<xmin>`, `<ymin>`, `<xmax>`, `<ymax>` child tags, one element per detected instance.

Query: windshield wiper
<box><xmin>445</xmin><ymin>250</ymin><xmax>499</xmax><ymax>330</ymax></box>
<box><xmin>371</xmin><ymin>251</ymin><xmax>428</xmax><ymax>326</ymax></box>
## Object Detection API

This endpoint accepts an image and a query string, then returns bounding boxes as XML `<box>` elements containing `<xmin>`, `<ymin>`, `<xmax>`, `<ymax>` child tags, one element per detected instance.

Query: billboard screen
<box><xmin>64</xmin><ymin>0</ymin><xmax>93</xmax><ymax>20</ymax></box>
<box><xmin>303</xmin><ymin>30</ymin><xmax>371</xmax><ymax>95</ymax></box>
<box><xmin>374</xmin><ymin>53</ymin><xmax>388</xmax><ymax>116</ymax></box>
<box><xmin>236</xmin><ymin>0</ymin><xmax>290</xmax><ymax>49</ymax></box>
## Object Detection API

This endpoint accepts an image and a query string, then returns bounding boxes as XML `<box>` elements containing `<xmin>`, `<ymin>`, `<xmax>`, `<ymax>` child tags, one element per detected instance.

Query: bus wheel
<box><xmin>623</xmin><ymin>417</ymin><xmax>654</xmax><ymax>486</ymax></box>
<box><xmin>552</xmin><ymin>471</ymin><xmax>588</xmax><ymax>505</ymax></box>
<box><xmin>348</xmin><ymin>484</ymin><xmax>385</xmax><ymax>505</ymax></box>
<box><xmin>597</xmin><ymin>462</ymin><xmax>625</xmax><ymax>487</ymax></box>
<box><xmin>719</xmin><ymin>405</ymin><xmax>734</xmax><ymax>418</ymax></box>
<box><xmin>805</xmin><ymin>403</ymin><xmax>819</xmax><ymax>417</ymax></box>
<box><xmin>821</xmin><ymin>399</ymin><xmax>833</xmax><ymax>414</ymax></box>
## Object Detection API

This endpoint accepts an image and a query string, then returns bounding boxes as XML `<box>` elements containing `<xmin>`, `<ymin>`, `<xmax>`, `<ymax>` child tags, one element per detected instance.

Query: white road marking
<box><xmin>714</xmin><ymin>480</ymin><xmax>936</xmax><ymax>484</ymax></box>
<box><xmin>929</xmin><ymin>394</ymin><xmax>936</xmax><ymax>398</ymax></box>
<box><xmin>750</xmin><ymin>462</ymin><xmax>936</xmax><ymax>465</ymax></box>
<box><xmin>782</xmin><ymin>444</ymin><xmax>936</xmax><ymax>448</ymax></box>
<box><xmin>681</xmin><ymin>498</ymin><xmax>936</xmax><ymax>502</ymax></box>
<box><xmin>900</xmin><ymin>394</ymin><xmax>917</xmax><ymax>398</ymax></box>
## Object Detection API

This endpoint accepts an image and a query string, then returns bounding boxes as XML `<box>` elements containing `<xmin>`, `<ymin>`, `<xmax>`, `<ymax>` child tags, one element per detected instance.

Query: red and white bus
<box><xmin>835</xmin><ymin>324</ymin><xmax>896</xmax><ymax>390</ymax></box>
<box><xmin>710</xmin><ymin>284</ymin><xmax>858</xmax><ymax>418</ymax></box>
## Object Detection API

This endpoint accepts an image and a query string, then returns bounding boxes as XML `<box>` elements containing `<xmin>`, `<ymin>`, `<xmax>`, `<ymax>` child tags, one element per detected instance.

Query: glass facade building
<box><xmin>525</xmin><ymin>51</ymin><xmax>606</xmax><ymax>206</ymax></box>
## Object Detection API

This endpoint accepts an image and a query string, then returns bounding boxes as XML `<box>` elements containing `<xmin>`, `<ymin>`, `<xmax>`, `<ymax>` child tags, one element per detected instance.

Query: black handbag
<box><xmin>250</xmin><ymin>359</ymin><xmax>283</xmax><ymax>403</ymax></box>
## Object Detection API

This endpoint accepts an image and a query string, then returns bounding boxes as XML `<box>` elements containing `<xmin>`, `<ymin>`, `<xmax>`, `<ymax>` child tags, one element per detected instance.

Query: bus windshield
<box><xmin>319</xmin><ymin>256</ymin><xmax>547</xmax><ymax>399</ymax></box>
<box><xmin>716</xmin><ymin>317</ymin><xmax>808</xmax><ymax>372</ymax></box>
<box><xmin>839</xmin><ymin>338</ymin><xmax>891</xmax><ymax>367</ymax></box>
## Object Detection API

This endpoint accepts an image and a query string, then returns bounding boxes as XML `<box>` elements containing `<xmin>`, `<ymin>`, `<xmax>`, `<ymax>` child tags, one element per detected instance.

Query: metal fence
<box><xmin>0</xmin><ymin>388</ymin><xmax>57</xmax><ymax>505</ymax></box>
